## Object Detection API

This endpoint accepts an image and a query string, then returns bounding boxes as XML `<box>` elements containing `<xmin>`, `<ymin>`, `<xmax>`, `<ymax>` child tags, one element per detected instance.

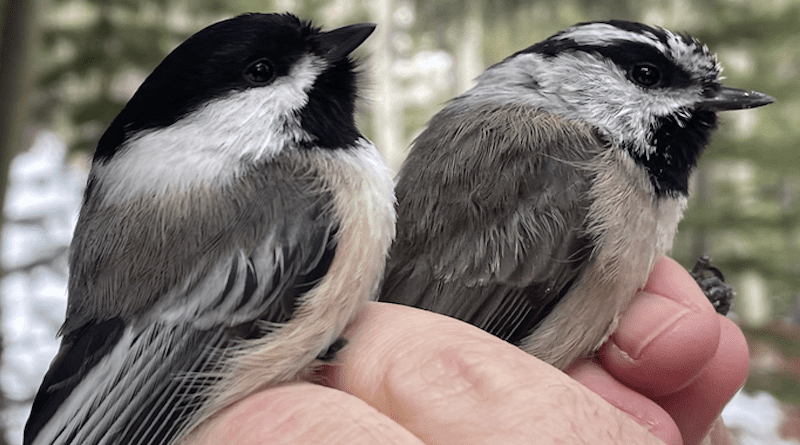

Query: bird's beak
<box><xmin>698</xmin><ymin>86</ymin><xmax>775</xmax><ymax>111</ymax></box>
<box><xmin>313</xmin><ymin>23</ymin><xmax>376</xmax><ymax>63</ymax></box>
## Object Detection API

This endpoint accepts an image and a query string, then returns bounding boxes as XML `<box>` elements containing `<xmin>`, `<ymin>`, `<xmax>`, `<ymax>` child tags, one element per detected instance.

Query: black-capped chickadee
<box><xmin>24</xmin><ymin>13</ymin><xmax>395</xmax><ymax>445</ymax></box>
<box><xmin>380</xmin><ymin>20</ymin><xmax>773</xmax><ymax>370</ymax></box>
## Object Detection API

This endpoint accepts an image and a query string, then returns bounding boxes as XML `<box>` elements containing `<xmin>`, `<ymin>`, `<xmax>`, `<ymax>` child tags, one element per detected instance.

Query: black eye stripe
<box><xmin>574</xmin><ymin>41</ymin><xmax>691</xmax><ymax>89</ymax></box>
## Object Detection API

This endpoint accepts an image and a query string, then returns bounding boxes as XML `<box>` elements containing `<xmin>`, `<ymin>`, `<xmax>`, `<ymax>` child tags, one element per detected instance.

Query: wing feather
<box><xmin>25</xmin><ymin>160</ymin><xmax>339</xmax><ymax>445</ymax></box>
<box><xmin>381</xmin><ymin>104</ymin><xmax>604</xmax><ymax>345</ymax></box>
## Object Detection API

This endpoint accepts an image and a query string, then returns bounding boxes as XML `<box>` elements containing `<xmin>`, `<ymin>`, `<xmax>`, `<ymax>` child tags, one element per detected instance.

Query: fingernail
<box><xmin>611</xmin><ymin>292</ymin><xmax>692</xmax><ymax>360</ymax></box>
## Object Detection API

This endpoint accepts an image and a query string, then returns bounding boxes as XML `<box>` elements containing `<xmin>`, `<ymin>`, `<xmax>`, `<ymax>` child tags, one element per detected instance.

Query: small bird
<box><xmin>24</xmin><ymin>13</ymin><xmax>395</xmax><ymax>445</ymax></box>
<box><xmin>380</xmin><ymin>20</ymin><xmax>773</xmax><ymax>370</ymax></box>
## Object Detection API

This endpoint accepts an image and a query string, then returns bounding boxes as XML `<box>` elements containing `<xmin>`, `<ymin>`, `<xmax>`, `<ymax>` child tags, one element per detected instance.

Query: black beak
<box><xmin>698</xmin><ymin>86</ymin><xmax>775</xmax><ymax>111</ymax></box>
<box><xmin>313</xmin><ymin>23</ymin><xmax>376</xmax><ymax>63</ymax></box>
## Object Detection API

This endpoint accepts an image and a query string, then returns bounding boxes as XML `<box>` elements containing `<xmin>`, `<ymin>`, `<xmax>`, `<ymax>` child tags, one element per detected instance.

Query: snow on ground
<box><xmin>1</xmin><ymin>132</ymin><xmax>85</xmax><ymax>445</ymax></box>
<box><xmin>724</xmin><ymin>390</ymin><xmax>800</xmax><ymax>445</ymax></box>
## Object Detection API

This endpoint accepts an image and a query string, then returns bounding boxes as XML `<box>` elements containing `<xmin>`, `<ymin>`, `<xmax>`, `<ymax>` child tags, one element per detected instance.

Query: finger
<box><xmin>654</xmin><ymin>316</ymin><xmax>749</xmax><ymax>445</ymax></box>
<box><xmin>188</xmin><ymin>382</ymin><xmax>424</xmax><ymax>445</ymax></box>
<box><xmin>567</xmin><ymin>359</ymin><xmax>682</xmax><ymax>445</ymax></box>
<box><xmin>600</xmin><ymin>256</ymin><xmax>721</xmax><ymax>397</ymax></box>
<box><xmin>323</xmin><ymin>302</ymin><xmax>665</xmax><ymax>445</ymax></box>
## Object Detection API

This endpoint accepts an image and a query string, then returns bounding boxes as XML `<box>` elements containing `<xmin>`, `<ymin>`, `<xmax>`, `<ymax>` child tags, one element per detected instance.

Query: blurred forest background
<box><xmin>1</xmin><ymin>0</ymin><xmax>799</xmax><ymax>443</ymax></box>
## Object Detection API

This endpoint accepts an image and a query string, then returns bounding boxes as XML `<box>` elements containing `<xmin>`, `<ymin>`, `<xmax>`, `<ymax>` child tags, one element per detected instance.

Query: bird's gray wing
<box><xmin>25</xmin><ymin>161</ymin><xmax>338</xmax><ymax>445</ymax></box>
<box><xmin>381</xmin><ymin>104</ymin><xmax>604</xmax><ymax>344</ymax></box>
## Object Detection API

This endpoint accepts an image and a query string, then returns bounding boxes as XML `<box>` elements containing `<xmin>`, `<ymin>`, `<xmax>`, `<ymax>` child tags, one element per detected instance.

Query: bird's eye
<box><xmin>630</xmin><ymin>63</ymin><xmax>661</xmax><ymax>88</ymax></box>
<box><xmin>243</xmin><ymin>58</ymin><xmax>275</xmax><ymax>85</ymax></box>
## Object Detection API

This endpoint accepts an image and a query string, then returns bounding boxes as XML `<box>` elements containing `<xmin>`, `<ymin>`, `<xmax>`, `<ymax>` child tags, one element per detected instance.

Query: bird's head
<box><xmin>89</xmin><ymin>13</ymin><xmax>375</xmax><ymax>201</ymax></box>
<box><xmin>461</xmin><ymin>20</ymin><xmax>773</xmax><ymax>196</ymax></box>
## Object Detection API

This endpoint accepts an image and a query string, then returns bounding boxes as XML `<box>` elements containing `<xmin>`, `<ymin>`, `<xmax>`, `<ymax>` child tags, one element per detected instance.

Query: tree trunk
<box><xmin>0</xmin><ymin>0</ymin><xmax>38</xmax><ymax>443</ymax></box>
<box><xmin>368</xmin><ymin>0</ymin><xmax>405</xmax><ymax>171</ymax></box>
<box><xmin>455</xmin><ymin>0</ymin><xmax>483</xmax><ymax>94</ymax></box>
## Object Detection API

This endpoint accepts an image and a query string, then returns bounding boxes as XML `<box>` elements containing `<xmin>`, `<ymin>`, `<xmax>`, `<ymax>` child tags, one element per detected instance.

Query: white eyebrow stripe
<box><xmin>556</xmin><ymin>23</ymin><xmax>669</xmax><ymax>53</ymax></box>
<box><xmin>553</xmin><ymin>23</ymin><xmax>719</xmax><ymax>77</ymax></box>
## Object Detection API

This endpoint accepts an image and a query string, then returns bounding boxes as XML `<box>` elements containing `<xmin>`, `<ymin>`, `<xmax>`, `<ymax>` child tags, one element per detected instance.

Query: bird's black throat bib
<box><xmin>628</xmin><ymin>108</ymin><xmax>718</xmax><ymax>197</ymax></box>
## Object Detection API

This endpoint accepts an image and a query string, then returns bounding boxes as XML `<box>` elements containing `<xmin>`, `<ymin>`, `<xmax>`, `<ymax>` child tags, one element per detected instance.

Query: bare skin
<box><xmin>189</xmin><ymin>257</ymin><xmax>747</xmax><ymax>445</ymax></box>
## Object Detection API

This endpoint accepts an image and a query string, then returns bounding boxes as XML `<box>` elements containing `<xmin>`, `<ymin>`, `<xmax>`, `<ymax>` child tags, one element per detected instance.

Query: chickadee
<box><xmin>380</xmin><ymin>20</ymin><xmax>773</xmax><ymax>370</ymax></box>
<box><xmin>24</xmin><ymin>13</ymin><xmax>395</xmax><ymax>445</ymax></box>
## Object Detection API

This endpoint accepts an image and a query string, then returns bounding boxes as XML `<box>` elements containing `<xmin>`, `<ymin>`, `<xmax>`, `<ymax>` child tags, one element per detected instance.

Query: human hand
<box><xmin>189</xmin><ymin>257</ymin><xmax>748</xmax><ymax>445</ymax></box>
<box><xmin>189</xmin><ymin>302</ymin><xmax>664</xmax><ymax>444</ymax></box>
<box><xmin>568</xmin><ymin>256</ymin><xmax>749</xmax><ymax>445</ymax></box>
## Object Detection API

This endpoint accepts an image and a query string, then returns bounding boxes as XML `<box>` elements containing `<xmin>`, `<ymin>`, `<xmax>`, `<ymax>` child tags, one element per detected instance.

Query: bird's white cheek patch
<box><xmin>94</xmin><ymin>55</ymin><xmax>326</xmax><ymax>204</ymax></box>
